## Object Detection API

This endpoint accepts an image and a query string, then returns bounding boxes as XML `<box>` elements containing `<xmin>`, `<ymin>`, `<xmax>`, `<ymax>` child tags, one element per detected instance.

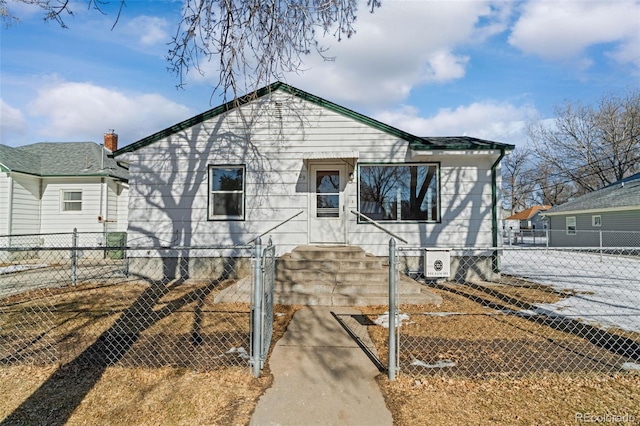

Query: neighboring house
<box><xmin>114</xmin><ymin>82</ymin><xmax>514</xmax><ymax>276</ymax></box>
<box><xmin>543</xmin><ymin>173</ymin><xmax>640</xmax><ymax>247</ymax></box>
<box><xmin>0</xmin><ymin>134</ymin><xmax>129</xmax><ymax>248</ymax></box>
<box><xmin>505</xmin><ymin>205</ymin><xmax>551</xmax><ymax>234</ymax></box>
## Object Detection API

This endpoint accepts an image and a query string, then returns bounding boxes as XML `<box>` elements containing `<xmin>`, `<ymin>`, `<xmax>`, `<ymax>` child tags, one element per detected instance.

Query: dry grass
<box><xmin>1</xmin><ymin>276</ymin><xmax>299</xmax><ymax>426</ymax></box>
<box><xmin>376</xmin><ymin>373</ymin><xmax>640</xmax><ymax>426</ymax></box>
<box><xmin>361</xmin><ymin>281</ymin><xmax>640</xmax><ymax>425</ymax></box>
<box><xmin>2</xmin><ymin>275</ymin><xmax>639</xmax><ymax>425</ymax></box>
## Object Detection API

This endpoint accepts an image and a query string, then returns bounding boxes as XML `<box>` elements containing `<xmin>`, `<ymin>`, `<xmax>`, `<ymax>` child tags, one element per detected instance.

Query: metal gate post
<box><xmin>71</xmin><ymin>228</ymin><xmax>78</xmax><ymax>286</ymax></box>
<box><xmin>388</xmin><ymin>238</ymin><xmax>396</xmax><ymax>381</ymax></box>
<box><xmin>252</xmin><ymin>238</ymin><xmax>263</xmax><ymax>377</ymax></box>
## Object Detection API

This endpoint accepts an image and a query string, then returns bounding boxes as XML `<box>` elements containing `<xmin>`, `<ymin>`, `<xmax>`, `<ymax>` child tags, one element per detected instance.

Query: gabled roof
<box><xmin>0</xmin><ymin>142</ymin><xmax>128</xmax><ymax>181</ymax></box>
<box><xmin>114</xmin><ymin>81</ymin><xmax>515</xmax><ymax>156</ymax></box>
<box><xmin>544</xmin><ymin>173</ymin><xmax>640</xmax><ymax>215</ymax></box>
<box><xmin>505</xmin><ymin>205</ymin><xmax>551</xmax><ymax>221</ymax></box>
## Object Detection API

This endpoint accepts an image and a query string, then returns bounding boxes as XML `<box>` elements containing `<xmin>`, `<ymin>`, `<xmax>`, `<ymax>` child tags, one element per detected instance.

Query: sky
<box><xmin>1</xmin><ymin>0</ymin><xmax>639</xmax><ymax>149</ymax></box>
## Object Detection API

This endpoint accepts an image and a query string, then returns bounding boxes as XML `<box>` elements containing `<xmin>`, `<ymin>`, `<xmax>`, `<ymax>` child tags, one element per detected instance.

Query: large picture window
<box><xmin>208</xmin><ymin>165</ymin><xmax>245</xmax><ymax>220</ymax></box>
<box><xmin>358</xmin><ymin>163</ymin><xmax>439</xmax><ymax>222</ymax></box>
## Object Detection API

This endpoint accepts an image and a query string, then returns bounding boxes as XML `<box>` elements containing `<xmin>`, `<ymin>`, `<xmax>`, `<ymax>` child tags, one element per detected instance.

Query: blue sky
<box><xmin>1</xmin><ymin>0</ymin><xmax>639</xmax><ymax>148</ymax></box>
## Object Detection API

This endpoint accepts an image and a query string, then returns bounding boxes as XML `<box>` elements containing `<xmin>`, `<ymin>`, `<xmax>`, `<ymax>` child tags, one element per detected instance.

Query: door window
<box><xmin>316</xmin><ymin>170</ymin><xmax>340</xmax><ymax>218</ymax></box>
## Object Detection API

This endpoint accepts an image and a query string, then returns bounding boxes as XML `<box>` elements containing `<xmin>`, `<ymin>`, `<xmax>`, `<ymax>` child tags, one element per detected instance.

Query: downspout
<box><xmin>491</xmin><ymin>148</ymin><xmax>506</xmax><ymax>273</ymax></box>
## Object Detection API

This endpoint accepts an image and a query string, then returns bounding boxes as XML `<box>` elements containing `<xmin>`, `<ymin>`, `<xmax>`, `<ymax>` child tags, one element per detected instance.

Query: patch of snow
<box><xmin>622</xmin><ymin>362</ymin><xmax>640</xmax><ymax>371</ymax></box>
<box><xmin>0</xmin><ymin>264</ymin><xmax>48</xmax><ymax>275</ymax></box>
<box><xmin>226</xmin><ymin>346</ymin><xmax>249</xmax><ymax>359</ymax></box>
<box><xmin>374</xmin><ymin>312</ymin><xmax>411</xmax><ymax>328</ymax></box>
<box><xmin>501</xmin><ymin>249</ymin><xmax>640</xmax><ymax>332</ymax></box>
<box><xmin>411</xmin><ymin>359</ymin><xmax>456</xmax><ymax>369</ymax></box>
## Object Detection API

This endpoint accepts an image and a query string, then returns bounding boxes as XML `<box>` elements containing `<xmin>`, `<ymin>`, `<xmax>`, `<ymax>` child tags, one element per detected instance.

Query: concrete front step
<box><xmin>277</xmin><ymin>256</ymin><xmax>382</xmax><ymax>271</ymax></box>
<box><xmin>276</xmin><ymin>269</ymin><xmax>387</xmax><ymax>285</ymax></box>
<box><xmin>274</xmin><ymin>280</ymin><xmax>422</xmax><ymax>295</ymax></box>
<box><xmin>213</xmin><ymin>245</ymin><xmax>443</xmax><ymax>307</ymax></box>
<box><xmin>289</xmin><ymin>245</ymin><xmax>367</xmax><ymax>261</ymax></box>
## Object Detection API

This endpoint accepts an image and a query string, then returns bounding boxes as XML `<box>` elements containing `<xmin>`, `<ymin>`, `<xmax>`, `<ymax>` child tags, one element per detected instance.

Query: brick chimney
<box><xmin>104</xmin><ymin>130</ymin><xmax>118</xmax><ymax>152</ymax></box>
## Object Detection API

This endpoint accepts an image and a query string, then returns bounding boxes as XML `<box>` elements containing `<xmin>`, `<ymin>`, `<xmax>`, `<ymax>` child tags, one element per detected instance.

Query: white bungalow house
<box><xmin>0</xmin><ymin>134</ymin><xmax>129</xmax><ymax>249</ymax></box>
<box><xmin>114</xmin><ymin>82</ymin><xmax>513</xmax><ymax>283</ymax></box>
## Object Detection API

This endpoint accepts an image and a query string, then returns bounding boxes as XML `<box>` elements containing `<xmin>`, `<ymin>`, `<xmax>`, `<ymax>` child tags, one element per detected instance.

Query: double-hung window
<box><xmin>208</xmin><ymin>165</ymin><xmax>245</xmax><ymax>220</ymax></box>
<box><xmin>62</xmin><ymin>190</ymin><xmax>82</xmax><ymax>212</ymax></box>
<box><xmin>358</xmin><ymin>163</ymin><xmax>440</xmax><ymax>222</ymax></box>
<box><xmin>566</xmin><ymin>216</ymin><xmax>576</xmax><ymax>235</ymax></box>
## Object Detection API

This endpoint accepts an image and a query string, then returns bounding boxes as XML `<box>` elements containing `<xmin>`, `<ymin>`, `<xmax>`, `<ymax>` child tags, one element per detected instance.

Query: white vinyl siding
<box><xmin>124</xmin><ymin>91</ymin><xmax>502</xmax><ymax>256</ymax></box>
<box><xmin>0</xmin><ymin>174</ymin><xmax>9</xmax><ymax>234</ymax></box>
<box><xmin>10</xmin><ymin>174</ymin><xmax>41</xmax><ymax>235</ymax></box>
<box><xmin>41</xmin><ymin>178</ymin><xmax>104</xmax><ymax>235</ymax></box>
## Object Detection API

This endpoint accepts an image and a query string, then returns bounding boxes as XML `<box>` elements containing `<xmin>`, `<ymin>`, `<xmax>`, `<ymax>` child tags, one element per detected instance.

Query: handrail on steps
<box><xmin>247</xmin><ymin>210</ymin><xmax>304</xmax><ymax>244</ymax></box>
<box><xmin>350</xmin><ymin>210</ymin><xmax>408</xmax><ymax>244</ymax></box>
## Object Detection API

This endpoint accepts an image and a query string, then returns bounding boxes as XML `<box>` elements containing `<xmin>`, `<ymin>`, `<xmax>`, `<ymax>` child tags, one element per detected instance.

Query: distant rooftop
<box><xmin>545</xmin><ymin>173</ymin><xmax>640</xmax><ymax>215</ymax></box>
<box><xmin>505</xmin><ymin>205</ymin><xmax>551</xmax><ymax>221</ymax></box>
<box><xmin>0</xmin><ymin>142</ymin><xmax>128</xmax><ymax>181</ymax></box>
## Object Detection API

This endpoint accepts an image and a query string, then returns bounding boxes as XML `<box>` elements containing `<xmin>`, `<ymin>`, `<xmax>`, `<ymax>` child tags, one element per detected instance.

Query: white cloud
<box><xmin>283</xmin><ymin>1</ymin><xmax>513</xmax><ymax>107</ymax></box>
<box><xmin>509</xmin><ymin>0</ymin><xmax>640</xmax><ymax>67</ymax></box>
<box><xmin>375</xmin><ymin>100</ymin><xmax>539</xmax><ymax>146</ymax></box>
<box><xmin>27</xmin><ymin>81</ymin><xmax>193</xmax><ymax>145</ymax></box>
<box><xmin>124</xmin><ymin>16</ymin><xmax>170</xmax><ymax>46</ymax></box>
<box><xmin>0</xmin><ymin>100</ymin><xmax>29</xmax><ymax>142</ymax></box>
<box><xmin>187</xmin><ymin>1</ymin><xmax>513</xmax><ymax>108</ymax></box>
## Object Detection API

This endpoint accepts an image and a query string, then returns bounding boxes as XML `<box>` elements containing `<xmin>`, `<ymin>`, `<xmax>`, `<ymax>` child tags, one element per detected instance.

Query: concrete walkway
<box><xmin>250</xmin><ymin>306</ymin><xmax>393</xmax><ymax>426</ymax></box>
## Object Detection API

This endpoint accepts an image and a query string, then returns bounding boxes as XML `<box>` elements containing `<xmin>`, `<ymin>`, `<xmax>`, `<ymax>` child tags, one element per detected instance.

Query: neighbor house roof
<box><xmin>114</xmin><ymin>81</ymin><xmax>515</xmax><ymax>156</ymax></box>
<box><xmin>0</xmin><ymin>142</ymin><xmax>128</xmax><ymax>181</ymax></box>
<box><xmin>505</xmin><ymin>205</ymin><xmax>551</xmax><ymax>221</ymax></box>
<box><xmin>544</xmin><ymin>173</ymin><xmax>640</xmax><ymax>216</ymax></box>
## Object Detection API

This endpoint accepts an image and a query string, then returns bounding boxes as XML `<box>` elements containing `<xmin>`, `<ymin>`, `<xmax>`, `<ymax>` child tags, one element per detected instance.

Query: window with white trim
<box><xmin>566</xmin><ymin>216</ymin><xmax>576</xmax><ymax>235</ymax></box>
<box><xmin>208</xmin><ymin>165</ymin><xmax>245</xmax><ymax>220</ymax></box>
<box><xmin>592</xmin><ymin>215</ymin><xmax>601</xmax><ymax>227</ymax></box>
<box><xmin>358</xmin><ymin>163</ymin><xmax>439</xmax><ymax>222</ymax></box>
<box><xmin>62</xmin><ymin>190</ymin><xmax>82</xmax><ymax>212</ymax></box>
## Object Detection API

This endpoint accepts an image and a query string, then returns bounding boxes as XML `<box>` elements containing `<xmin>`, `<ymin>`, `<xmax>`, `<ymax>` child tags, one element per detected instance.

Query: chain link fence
<box><xmin>390</xmin><ymin>245</ymin><xmax>640</xmax><ymax>378</ymax></box>
<box><xmin>0</xmin><ymin>232</ymin><xmax>276</xmax><ymax>373</ymax></box>
<box><xmin>504</xmin><ymin>229</ymin><xmax>640</xmax><ymax>248</ymax></box>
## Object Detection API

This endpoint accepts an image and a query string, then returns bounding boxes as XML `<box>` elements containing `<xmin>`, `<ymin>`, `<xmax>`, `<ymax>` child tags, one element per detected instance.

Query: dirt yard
<box><xmin>1</xmin><ymin>279</ymin><xmax>638</xmax><ymax>425</ymax></box>
<box><xmin>362</xmin><ymin>281</ymin><xmax>640</xmax><ymax>425</ymax></box>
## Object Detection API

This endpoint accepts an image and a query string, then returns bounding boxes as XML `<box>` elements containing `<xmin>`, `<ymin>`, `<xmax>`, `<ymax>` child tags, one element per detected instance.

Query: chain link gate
<box><xmin>388</xmin><ymin>240</ymin><xmax>640</xmax><ymax>379</ymax></box>
<box><xmin>250</xmin><ymin>238</ymin><xmax>276</xmax><ymax>377</ymax></box>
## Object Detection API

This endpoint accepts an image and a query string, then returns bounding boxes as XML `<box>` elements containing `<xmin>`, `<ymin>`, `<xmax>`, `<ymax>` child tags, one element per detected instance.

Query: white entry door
<box><xmin>309</xmin><ymin>164</ymin><xmax>347</xmax><ymax>244</ymax></box>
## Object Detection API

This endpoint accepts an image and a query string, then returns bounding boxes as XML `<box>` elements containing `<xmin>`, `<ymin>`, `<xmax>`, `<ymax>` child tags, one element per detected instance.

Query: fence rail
<box><xmin>0</xmin><ymin>232</ymin><xmax>275</xmax><ymax>375</ymax></box>
<box><xmin>390</xmin><ymin>244</ymin><xmax>640</xmax><ymax>379</ymax></box>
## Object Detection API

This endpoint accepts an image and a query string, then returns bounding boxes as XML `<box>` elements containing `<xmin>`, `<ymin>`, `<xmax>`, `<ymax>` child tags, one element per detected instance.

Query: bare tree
<box><xmin>2</xmin><ymin>0</ymin><xmax>381</xmax><ymax>100</ymax></box>
<box><xmin>529</xmin><ymin>91</ymin><xmax>640</xmax><ymax>195</ymax></box>
<box><xmin>533</xmin><ymin>162</ymin><xmax>574</xmax><ymax>206</ymax></box>
<box><xmin>502</xmin><ymin>146</ymin><xmax>537</xmax><ymax>214</ymax></box>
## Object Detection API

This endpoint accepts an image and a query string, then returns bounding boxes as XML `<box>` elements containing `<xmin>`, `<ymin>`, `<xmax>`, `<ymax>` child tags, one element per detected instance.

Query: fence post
<box><xmin>599</xmin><ymin>230</ymin><xmax>603</xmax><ymax>263</ymax></box>
<box><xmin>252</xmin><ymin>237</ymin><xmax>263</xmax><ymax>378</ymax></box>
<box><xmin>545</xmin><ymin>227</ymin><xmax>549</xmax><ymax>249</ymax></box>
<box><xmin>388</xmin><ymin>238</ymin><xmax>396</xmax><ymax>381</ymax></box>
<box><xmin>71</xmin><ymin>228</ymin><xmax>78</xmax><ymax>286</ymax></box>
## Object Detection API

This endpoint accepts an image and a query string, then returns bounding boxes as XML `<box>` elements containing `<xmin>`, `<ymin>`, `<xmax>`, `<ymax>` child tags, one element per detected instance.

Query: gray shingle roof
<box><xmin>0</xmin><ymin>142</ymin><xmax>128</xmax><ymax>181</ymax></box>
<box><xmin>545</xmin><ymin>173</ymin><xmax>640</xmax><ymax>215</ymax></box>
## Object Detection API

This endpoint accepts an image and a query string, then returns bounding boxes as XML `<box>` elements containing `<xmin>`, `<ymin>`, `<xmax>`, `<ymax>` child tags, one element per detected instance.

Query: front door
<box><xmin>309</xmin><ymin>164</ymin><xmax>347</xmax><ymax>244</ymax></box>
